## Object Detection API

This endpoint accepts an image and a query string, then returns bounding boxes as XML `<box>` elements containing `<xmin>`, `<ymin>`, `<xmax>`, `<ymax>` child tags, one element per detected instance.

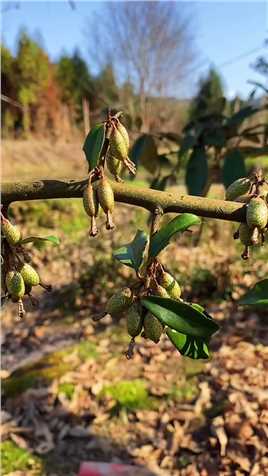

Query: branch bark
<box><xmin>1</xmin><ymin>179</ymin><xmax>246</xmax><ymax>223</ymax></box>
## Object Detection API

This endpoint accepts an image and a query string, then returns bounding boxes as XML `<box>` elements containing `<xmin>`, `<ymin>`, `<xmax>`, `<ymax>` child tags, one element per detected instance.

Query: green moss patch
<box><xmin>3</xmin><ymin>340</ymin><xmax>99</xmax><ymax>398</ymax></box>
<box><xmin>1</xmin><ymin>440</ymin><xmax>42</xmax><ymax>475</ymax></box>
<box><xmin>100</xmin><ymin>379</ymin><xmax>153</xmax><ymax>410</ymax></box>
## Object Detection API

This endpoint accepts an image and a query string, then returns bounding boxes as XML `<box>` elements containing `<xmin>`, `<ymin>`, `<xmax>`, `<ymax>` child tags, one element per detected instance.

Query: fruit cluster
<box><xmin>1</xmin><ymin>215</ymin><xmax>51</xmax><ymax>319</ymax></box>
<box><xmin>95</xmin><ymin>260</ymin><xmax>182</xmax><ymax>358</ymax></box>
<box><xmin>225</xmin><ymin>170</ymin><xmax>268</xmax><ymax>259</ymax></box>
<box><xmin>82</xmin><ymin>114</ymin><xmax>136</xmax><ymax>236</ymax></box>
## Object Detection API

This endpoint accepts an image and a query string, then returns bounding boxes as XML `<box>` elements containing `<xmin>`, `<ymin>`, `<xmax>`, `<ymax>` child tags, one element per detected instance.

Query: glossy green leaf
<box><xmin>222</xmin><ymin>149</ymin><xmax>246</xmax><ymax>188</ymax></box>
<box><xmin>130</xmin><ymin>134</ymin><xmax>158</xmax><ymax>173</ymax></box>
<box><xmin>83</xmin><ymin>124</ymin><xmax>105</xmax><ymax>170</ymax></box>
<box><xmin>186</xmin><ymin>147</ymin><xmax>208</xmax><ymax>196</ymax></box>
<box><xmin>149</xmin><ymin>214</ymin><xmax>201</xmax><ymax>258</ymax></box>
<box><xmin>113</xmin><ymin>230</ymin><xmax>149</xmax><ymax>271</ymax></box>
<box><xmin>141</xmin><ymin>296</ymin><xmax>219</xmax><ymax>338</ymax></box>
<box><xmin>239</xmin><ymin>279</ymin><xmax>268</xmax><ymax>306</ymax></box>
<box><xmin>166</xmin><ymin>328</ymin><xmax>210</xmax><ymax>360</ymax></box>
<box><xmin>19</xmin><ymin>235</ymin><xmax>60</xmax><ymax>246</ymax></box>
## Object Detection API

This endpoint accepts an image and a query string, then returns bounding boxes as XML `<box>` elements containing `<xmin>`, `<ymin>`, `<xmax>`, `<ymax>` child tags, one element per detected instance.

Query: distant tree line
<box><xmin>1</xmin><ymin>30</ymin><xmax>142</xmax><ymax>138</ymax></box>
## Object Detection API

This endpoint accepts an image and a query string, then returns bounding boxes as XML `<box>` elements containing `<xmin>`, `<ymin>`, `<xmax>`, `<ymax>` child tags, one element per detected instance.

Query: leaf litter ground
<box><xmin>1</xmin><ymin>202</ymin><xmax>268</xmax><ymax>476</ymax></box>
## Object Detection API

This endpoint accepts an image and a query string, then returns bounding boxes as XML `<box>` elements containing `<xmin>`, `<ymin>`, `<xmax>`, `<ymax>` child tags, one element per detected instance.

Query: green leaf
<box><xmin>226</xmin><ymin>105</ymin><xmax>259</xmax><ymax>129</ymax></box>
<box><xmin>238</xmin><ymin>279</ymin><xmax>268</xmax><ymax>306</ymax></box>
<box><xmin>130</xmin><ymin>134</ymin><xmax>158</xmax><ymax>173</ymax></box>
<box><xmin>186</xmin><ymin>147</ymin><xmax>208</xmax><ymax>196</ymax></box>
<box><xmin>203</xmin><ymin>128</ymin><xmax>226</xmax><ymax>147</ymax></box>
<box><xmin>149</xmin><ymin>214</ymin><xmax>201</xmax><ymax>258</ymax></box>
<box><xmin>222</xmin><ymin>149</ymin><xmax>246</xmax><ymax>188</ymax></box>
<box><xmin>19</xmin><ymin>235</ymin><xmax>60</xmax><ymax>246</ymax></box>
<box><xmin>141</xmin><ymin>296</ymin><xmax>219</xmax><ymax>338</ymax></box>
<box><xmin>166</xmin><ymin>328</ymin><xmax>210</xmax><ymax>360</ymax></box>
<box><xmin>113</xmin><ymin>230</ymin><xmax>149</xmax><ymax>271</ymax></box>
<box><xmin>178</xmin><ymin>133</ymin><xmax>196</xmax><ymax>157</ymax></box>
<box><xmin>83</xmin><ymin>124</ymin><xmax>105</xmax><ymax>170</ymax></box>
<box><xmin>150</xmin><ymin>175</ymin><xmax>170</xmax><ymax>191</ymax></box>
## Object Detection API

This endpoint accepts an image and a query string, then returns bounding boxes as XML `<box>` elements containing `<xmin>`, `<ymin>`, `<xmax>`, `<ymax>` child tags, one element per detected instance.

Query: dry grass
<box><xmin>2</xmin><ymin>138</ymin><xmax>88</xmax><ymax>181</ymax></box>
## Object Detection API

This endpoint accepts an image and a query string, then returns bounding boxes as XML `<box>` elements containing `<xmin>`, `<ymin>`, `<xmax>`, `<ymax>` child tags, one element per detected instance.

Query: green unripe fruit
<box><xmin>117</xmin><ymin>122</ymin><xmax>130</xmax><ymax>149</ymax></box>
<box><xmin>239</xmin><ymin>223</ymin><xmax>259</xmax><ymax>246</ymax></box>
<box><xmin>107</xmin><ymin>154</ymin><xmax>123</xmax><ymax>180</ymax></box>
<box><xmin>97</xmin><ymin>177</ymin><xmax>115</xmax><ymax>214</ymax></box>
<box><xmin>110</xmin><ymin>127</ymin><xmax>129</xmax><ymax>162</ymax></box>
<box><xmin>83</xmin><ymin>182</ymin><xmax>99</xmax><ymax>218</ymax></box>
<box><xmin>158</xmin><ymin>271</ymin><xmax>174</xmax><ymax>290</ymax></box>
<box><xmin>106</xmin><ymin>287</ymin><xmax>133</xmax><ymax>317</ymax></box>
<box><xmin>19</xmin><ymin>263</ymin><xmax>40</xmax><ymax>286</ymax></box>
<box><xmin>225</xmin><ymin>178</ymin><xmax>251</xmax><ymax>201</ymax></box>
<box><xmin>127</xmin><ymin>304</ymin><xmax>143</xmax><ymax>338</ymax></box>
<box><xmin>152</xmin><ymin>282</ymin><xmax>169</xmax><ymax>298</ymax></box>
<box><xmin>246</xmin><ymin>197</ymin><xmax>268</xmax><ymax>230</ymax></box>
<box><xmin>168</xmin><ymin>280</ymin><xmax>181</xmax><ymax>300</ymax></box>
<box><xmin>6</xmin><ymin>271</ymin><xmax>25</xmax><ymax>299</ymax></box>
<box><xmin>1</xmin><ymin>220</ymin><xmax>21</xmax><ymax>246</ymax></box>
<box><xmin>144</xmin><ymin>313</ymin><xmax>163</xmax><ymax>343</ymax></box>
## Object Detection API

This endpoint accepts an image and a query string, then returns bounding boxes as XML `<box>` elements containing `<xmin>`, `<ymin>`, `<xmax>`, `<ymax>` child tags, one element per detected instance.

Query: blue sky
<box><xmin>1</xmin><ymin>1</ymin><xmax>267</xmax><ymax>99</ymax></box>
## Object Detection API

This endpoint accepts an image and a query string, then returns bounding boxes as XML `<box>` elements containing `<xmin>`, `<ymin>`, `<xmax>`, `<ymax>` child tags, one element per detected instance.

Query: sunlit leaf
<box><xmin>19</xmin><ymin>235</ymin><xmax>60</xmax><ymax>246</ymax></box>
<box><xmin>141</xmin><ymin>296</ymin><xmax>219</xmax><ymax>338</ymax></box>
<box><xmin>166</xmin><ymin>328</ymin><xmax>210</xmax><ymax>359</ymax></box>
<box><xmin>149</xmin><ymin>214</ymin><xmax>200</xmax><ymax>258</ymax></box>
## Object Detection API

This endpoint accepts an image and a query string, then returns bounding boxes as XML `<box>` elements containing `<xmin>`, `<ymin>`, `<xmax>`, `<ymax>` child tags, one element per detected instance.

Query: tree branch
<box><xmin>1</xmin><ymin>179</ymin><xmax>246</xmax><ymax>223</ymax></box>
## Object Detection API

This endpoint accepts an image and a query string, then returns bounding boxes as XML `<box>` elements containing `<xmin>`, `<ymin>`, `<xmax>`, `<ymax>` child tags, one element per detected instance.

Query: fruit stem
<box><xmin>17</xmin><ymin>299</ymin><xmax>25</xmax><ymax>321</ymax></box>
<box><xmin>39</xmin><ymin>282</ymin><xmax>52</xmax><ymax>292</ymax></box>
<box><xmin>106</xmin><ymin>211</ymin><xmax>115</xmax><ymax>230</ymax></box>
<box><xmin>125</xmin><ymin>338</ymin><xmax>135</xmax><ymax>360</ymax></box>
<box><xmin>241</xmin><ymin>246</ymin><xmax>249</xmax><ymax>260</ymax></box>
<box><xmin>90</xmin><ymin>216</ymin><xmax>98</xmax><ymax>237</ymax></box>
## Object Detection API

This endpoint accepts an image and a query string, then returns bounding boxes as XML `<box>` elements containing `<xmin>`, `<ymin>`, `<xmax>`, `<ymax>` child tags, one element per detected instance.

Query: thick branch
<box><xmin>1</xmin><ymin>179</ymin><xmax>246</xmax><ymax>222</ymax></box>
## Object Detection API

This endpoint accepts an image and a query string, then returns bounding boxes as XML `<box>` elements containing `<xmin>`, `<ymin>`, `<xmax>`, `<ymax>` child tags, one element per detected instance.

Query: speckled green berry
<box><xmin>6</xmin><ymin>271</ymin><xmax>25</xmax><ymax>299</ymax></box>
<box><xmin>110</xmin><ymin>127</ymin><xmax>129</xmax><ymax>162</ymax></box>
<box><xmin>96</xmin><ymin>177</ymin><xmax>115</xmax><ymax>230</ymax></box>
<box><xmin>106</xmin><ymin>287</ymin><xmax>133</xmax><ymax>317</ymax></box>
<box><xmin>127</xmin><ymin>304</ymin><xmax>143</xmax><ymax>338</ymax></box>
<box><xmin>246</xmin><ymin>197</ymin><xmax>268</xmax><ymax>230</ymax></box>
<box><xmin>151</xmin><ymin>282</ymin><xmax>169</xmax><ymax>298</ymax></box>
<box><xmin>83</xmin><ymin>182</ymin><xmax>99</xmax><ymax>218</ymax></box>
<box><xmin>117</xmin><ymin>122</ymin><xmax>130</xmax><ymax>149</ymax></box>
<box><xmin>225</xmin><ymin>178</ymin><xmax>251</xmax><ymax>201</ymax></box>
<box><xmin>239</xmin><ymin>223</ymin><xmax>259</xmax><ymax>246</ymax></box>
<box><xmin>107</xmin><ymin>154</ymin><xmax>123</xmax><ymax>181</ymax></box>
<box><xmin>1</xmin><ymin>220</ymin><xmax>21</xmax><ymax>246</ymax></box>
<box><xmin>158</xmin><ymin>271</ymin><xmax>174</xmax><ymax>290</ymax></box>
<box><xmin>97</xmin><ymin>177</ymin><xmax>114</xmax><ymax>213</ymax></box>
<box><xmin>168</xmin><ymin>280</ymin><xmax>181</xmax><ymax>300</ymax></box>
<box><xmin>143</xmin><ymin>313</ymin><xmax>163</xmax><ymax>343</ymax></box>
<box><xmin>19</xmin><ymin>263</ymin><xmax>40</xmax><ymax>286</ymax></box>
